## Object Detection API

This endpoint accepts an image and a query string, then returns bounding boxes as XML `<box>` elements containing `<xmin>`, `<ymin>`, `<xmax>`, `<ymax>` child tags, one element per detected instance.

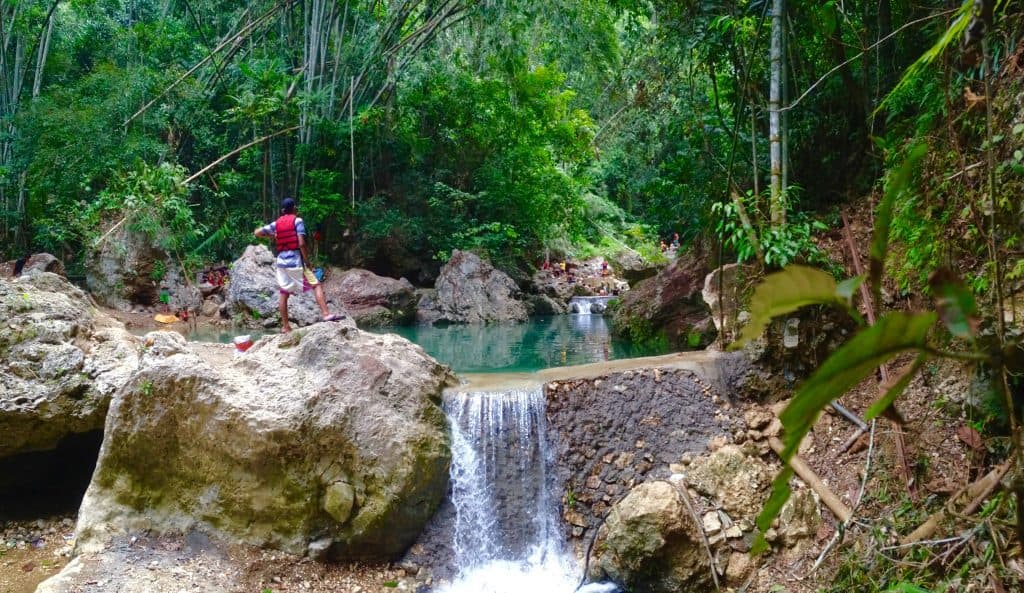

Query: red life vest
<box><xmin>274</xmin><ymin>214</ymin><xmax>300</xmax><ymax>253</ymax></box>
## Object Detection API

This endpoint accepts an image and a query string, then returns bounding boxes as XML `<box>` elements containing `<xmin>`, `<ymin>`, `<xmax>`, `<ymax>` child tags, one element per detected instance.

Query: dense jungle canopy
<box><xmin>0</xmin><ymin>0</ymin><xmax>1021</xmax><ymax>291</ymax></box>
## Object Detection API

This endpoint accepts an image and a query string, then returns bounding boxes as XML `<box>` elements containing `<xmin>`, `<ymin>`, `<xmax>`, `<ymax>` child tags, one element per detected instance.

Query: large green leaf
<box><xmin>929</xmin><ymin>267</ymin><xmax>978</xmax><ymax>340</ymax></box>
<box><xmin>731</xmin><ymin>265</ymin><xmax>843</xmax><ymax>349</ymax></box>
<box><xmin>778</xmin><ymin>312</ymin><xmax>937</xmax><ymax>461</ymax></box>
<box><xmin>870</xmin><ymin>144</ymin><xmax>928</xmax><ymax>306</ymax></box>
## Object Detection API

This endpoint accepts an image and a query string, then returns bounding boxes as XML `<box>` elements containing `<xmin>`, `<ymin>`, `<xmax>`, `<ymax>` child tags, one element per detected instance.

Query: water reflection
<box><xmin>370</xmin><ymin>315</ymin><xmax>671</xmax><ymax>374</ymax></box>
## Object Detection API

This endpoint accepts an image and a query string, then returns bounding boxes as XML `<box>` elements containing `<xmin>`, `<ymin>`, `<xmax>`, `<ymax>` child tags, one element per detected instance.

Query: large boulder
<box><xmin>416</xmin><ymin>250</ymin><xmax>528</xmax><ymax>324</ymax></box>
<box><xmin>0</xmin><ymin>252</ymin><xmax>65</xmax><ymax>277</ymax></box>
<box><xmin>324</xmin><ymin>268</ymin><xmax>416</xmax><ymax>326</ymax></box>
<box><xmin>75</xmin><ymin>322</ymin><xmax>454</xmax><ymax>562</ymax></box>
<box><xmin>0</xmin><ymin>272</ymin><xmax>139</xmax><ymax>459</ymax></box>
<box><xmin>227</xmin><ymin>244</ymin><xmax>345</xmax><ymax>328</ymax></box>
<box><xmin>609</xmin><ymin>248</ymin><xmax>661</xmax><ymax>284</ymax></box>
<box><xmin>592</xmin><ymin>481</ymin><xmax>711</xmax><ymax>593</ymax></box>
<box><xmin>610</xmin><ymin>252</ymin><xmax>714</xmax><ymax>348</ymax></box>
<box><xmin>85</xmin><ymin>223</ymin><xmax>199</xmax><ymax>313</ymax></box>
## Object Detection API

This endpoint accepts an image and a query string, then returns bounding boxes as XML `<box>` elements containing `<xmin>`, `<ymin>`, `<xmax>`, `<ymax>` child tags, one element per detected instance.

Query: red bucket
<box><xmin>233</xmin><ymin>335</ymin><xmax>253</xmax><ymax>353</ymax></box>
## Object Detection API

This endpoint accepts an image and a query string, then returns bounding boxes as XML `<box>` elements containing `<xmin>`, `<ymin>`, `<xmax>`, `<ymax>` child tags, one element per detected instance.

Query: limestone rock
<box><xmin>525</xmin><ymin>293</ymin><xmax>569</xmax><ymax>315</ymax></box>
<box><xmin>701</xmin><ymin>264</ymin><xmax>756</xmax><ymax>341</ymax></box>
<box><xmin>416</xmin><ymin>250</ymin><xmax>528</xmax><ymax>324</ymax></box>
<box><xmin>778</xmin><ymin>488</ymin><xmax>822</xmax><ymax>548</ymax></box>
<box><xmin>609</xmin><ymin>248</ymin><xmax>660</xmax><ymax>284</ymax></box>
<box><xmin>610</xmin><ymin>252</ymin><xmax>714</xmax><ymax>349</ymax></box>
<box><xmin>0</xmin><ymin>272</ymin><xmax>139</xmax><ymax>459</ymax></box>
<box><xmin>76</xmin><ymin>323</ymin><xmax>454</xmax><ymax>561</ymax></box>
<box><xmin>725</xmin><ymin>552</ymin><xmax>756</xmax><ymax>584</ymax></box>
<box><xmin>594</xmin><ymin>481</ymin><xmax>711</xmax><ymax>593</ymax></box>
<box><xmin>85</xmin><ymin>222</ymin><xmax>195</xmax><ymax>312</ymax></box>
<box><xmin>685</xmin><ymin>445</ymin><xmax>771</xmax><ymax>519</ymax></box>
<box><xmin>227</xmin><ymin>245</ymin><xmax>346</xmax><ymax>328</ymax></box>
<box><xmin>324</xmin><ymin>268</ymin><xmax>416</xmax><ymax>326</ymax></box>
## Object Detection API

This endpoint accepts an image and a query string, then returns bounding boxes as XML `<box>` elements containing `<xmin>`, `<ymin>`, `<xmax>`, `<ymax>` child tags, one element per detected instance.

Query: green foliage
<box><xmin>83</xmin><ymin>161</ymin><xmax>201</xmax><ymax>256</ymax></box>
<box><xmin>712</xmin><ymin>198</ymin><xmax>832</xmax><ymax>269</ymax></box>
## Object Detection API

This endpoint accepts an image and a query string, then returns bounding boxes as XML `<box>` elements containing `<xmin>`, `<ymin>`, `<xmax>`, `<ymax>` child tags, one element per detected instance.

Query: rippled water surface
<box><xmin>369</xmin><ymin>315</ymin><xmax>672</xmax><ymax>374</ymax></box>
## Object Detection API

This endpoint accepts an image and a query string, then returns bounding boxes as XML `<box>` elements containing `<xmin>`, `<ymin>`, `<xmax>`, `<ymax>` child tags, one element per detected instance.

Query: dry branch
<box><xmin>900</xmin><ymin>461</ymin><xmax>1012</xmax><ymax>546</ymax></box>
<box><xmin>769</xmin><ymin>436</ymin><xmax>852</xmax><ymax>522</ymax></box>
<box><xmin>184</xmin><ymin>126</ymin><xmax>299</xmax><ymax>185</ymax></box>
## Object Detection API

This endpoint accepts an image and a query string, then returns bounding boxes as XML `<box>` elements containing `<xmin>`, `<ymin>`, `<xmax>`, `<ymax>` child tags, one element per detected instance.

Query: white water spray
<box><xmin>437</xmin><ymin>386</ymin><xmax>613</xmax><ymax>593</ymax></box>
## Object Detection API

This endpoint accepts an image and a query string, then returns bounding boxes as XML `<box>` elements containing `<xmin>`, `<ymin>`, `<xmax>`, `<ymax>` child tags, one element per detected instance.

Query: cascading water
<box><xmin>436</xmin><ymin>386</ymin><xmax>616</xmax><ymax>593</ymax></box>
<box><xmin>568</xmin><ymin>296</ymin><xmax>616</xmax><ymax>315</ymax></box>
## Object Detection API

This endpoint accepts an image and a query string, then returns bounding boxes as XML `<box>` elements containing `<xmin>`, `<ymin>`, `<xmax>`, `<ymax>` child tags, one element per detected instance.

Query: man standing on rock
<box><xmin>253</xmin><ymin>198</ymin><xmax>343</xmax><ymax>333</ymax></box>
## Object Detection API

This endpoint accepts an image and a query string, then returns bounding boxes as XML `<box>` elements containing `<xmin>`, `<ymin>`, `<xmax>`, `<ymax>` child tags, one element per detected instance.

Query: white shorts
<box><xmin>275</xmin><ymin>266</ymin><xmax>318</xmax><ymax>296</ymax></box>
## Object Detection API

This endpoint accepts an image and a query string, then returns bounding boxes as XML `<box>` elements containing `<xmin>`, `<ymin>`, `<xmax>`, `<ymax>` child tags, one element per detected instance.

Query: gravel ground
<box><xmin>1</xmin><ymin>515</ymin><xmax>75</xmax><ymax>593</ymax></box>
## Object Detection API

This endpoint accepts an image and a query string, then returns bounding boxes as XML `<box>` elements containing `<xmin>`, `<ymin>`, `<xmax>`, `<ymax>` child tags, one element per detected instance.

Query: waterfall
<box><xmin>437</xmin><ymin>386</ymin><xmax>614</xmax><ymax>593</ymax></box>
<box><xmin>568</xmin><ymin>296</ymin><xmax>615</xmax><ymax>315</ymax></box>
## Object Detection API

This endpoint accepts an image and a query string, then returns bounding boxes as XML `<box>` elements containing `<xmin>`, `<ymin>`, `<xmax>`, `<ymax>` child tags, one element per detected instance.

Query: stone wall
<box><xmin>545</xmin><ymin>366</ymin><xmax>741</xmax><ymax>549</ymax></box>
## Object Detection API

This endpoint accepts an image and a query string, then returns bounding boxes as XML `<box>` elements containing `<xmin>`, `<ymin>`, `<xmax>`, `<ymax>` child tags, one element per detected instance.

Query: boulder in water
<box><xmin>416</xmin><ymin>250</ymin><xmax>528</xmax><ymax>324</ymax></box>
<box><xmin>75</xmin><ymin>322</ymin><xmax>454</xmax><ymax>561</ymax></box>
<box><xmin>0</xmin><ymin>272</ymin><xmax>139</xmax><ymax>460</ymax></box>
<box><xmin>325</xmin><ymin>268</ymin><xmax>416</xmax><ymax>326</ymax></box>
<box><xmin>609</xmin><ymin>248</ymin><xmax>661</xmax><ymax>284</ymax></box>
<box><xmin>593</xmin><ymin>480</ymin><xmax>712</xmax><ymax>593</ymax></box>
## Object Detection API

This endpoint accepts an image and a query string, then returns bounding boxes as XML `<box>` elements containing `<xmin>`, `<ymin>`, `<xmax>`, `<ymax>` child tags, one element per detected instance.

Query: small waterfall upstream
<box><xmin>568</xmin><ymin>296</ymin><xmax>615</xmax><ymax>315</ymax></box>
<box><xmin>436</xmin><ymin>386</ymin><xmax>615</xmax><ymax>593</ymax></box>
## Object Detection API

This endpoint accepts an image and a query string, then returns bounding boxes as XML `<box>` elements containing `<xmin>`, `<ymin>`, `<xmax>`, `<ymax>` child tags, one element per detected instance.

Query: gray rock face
<box><xmin>594</xmin><ymin>481</ymin><xmax>711</xmax><ymax>593</ymax></box>
<box><xmin>416</xmin><ymin>250</ymin><xmax>528</xmax><ymax>324</ymax></box>
<box><xmin>0</xmin><ymin>272</ymin><xmax>139</xmax><ymax>459</ymax></box>
<box><xmin>325</xmin><ymin>268</ymin><xmax>416</xmax><ymax>326</ymax></box>
<box><xmin>76</xmin><ymin>322</ymin><xmax>454</xmax><ymax>562</ymax></box>
<box><xmin>545</xmin><ymin>368</ymin><xmax>731</xmax><ymax>544</ymax></box>
<box><xmin>609</xmin><ymin>248</ymin><xmax>660</xmax><ymax>284</ymax></box>
<box><xmin>227</xmin><ymin>245</ymin><xmax>344</xmax><ymax>327</ymax></box>
<box><xmin>85</xmin><ymin>223</ymin><xmax>198</xmax><ymax>312</ymax></box>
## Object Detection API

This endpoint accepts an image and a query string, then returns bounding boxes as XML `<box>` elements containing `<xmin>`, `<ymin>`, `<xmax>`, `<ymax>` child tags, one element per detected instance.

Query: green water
<box><xmin>368</xmin><ymin>315</ymin><xmax>673</xmax><ymax>374</ymax></box>
<box><xmin>131</xmin><ymin>316</ymin><xmax>672</xmax><ymax>373</ymax></box>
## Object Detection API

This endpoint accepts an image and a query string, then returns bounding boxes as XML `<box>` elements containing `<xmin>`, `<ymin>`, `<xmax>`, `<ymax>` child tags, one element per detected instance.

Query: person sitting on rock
<box><xmin>254</xmin><ymin>198</ymin><xmax>344</xmax><ymax>333</ymax></box>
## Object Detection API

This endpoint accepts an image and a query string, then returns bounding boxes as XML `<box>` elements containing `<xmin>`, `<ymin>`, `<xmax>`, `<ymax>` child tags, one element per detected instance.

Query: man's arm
<box><xmin>299</xmin><ymin>234</ymin><xmax>311</xmax><ymax>267</ymax></box>
<box><xmin>254</xmin><ymin>222</ymin><xmax>274</xmax><ymax>238</ymax></box>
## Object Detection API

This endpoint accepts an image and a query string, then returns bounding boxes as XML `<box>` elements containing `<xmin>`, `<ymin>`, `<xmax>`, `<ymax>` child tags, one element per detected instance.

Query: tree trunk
<box><xmin>768</xmin><ymin>0</ymin><xmax>784</xmax><ymax>227</ymax></box>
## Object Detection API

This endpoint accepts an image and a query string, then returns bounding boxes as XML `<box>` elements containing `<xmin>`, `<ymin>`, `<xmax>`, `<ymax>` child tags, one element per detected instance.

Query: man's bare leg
<box><xmin>279</xmin><ymin>292</ymin><xmax>292</xmax><ymax>333</ymax></box>
<box><xmin>313</xmin><ymin>285</ymin><xmax>331</xmax><ymax>318</ymax></box>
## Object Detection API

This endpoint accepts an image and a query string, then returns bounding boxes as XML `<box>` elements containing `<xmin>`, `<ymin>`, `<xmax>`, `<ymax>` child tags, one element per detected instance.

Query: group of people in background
<box><xmin>660</xmin><ymin>232</ymin><xmax>681</xmax><ymax>254</ymax></box>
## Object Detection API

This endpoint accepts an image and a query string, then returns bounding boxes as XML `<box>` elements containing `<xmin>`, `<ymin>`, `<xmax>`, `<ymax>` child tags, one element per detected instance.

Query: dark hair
<box><xmin>281</xmin><ymin>198</ymin><xmax>297</xmax><ymax>213</ymax></box>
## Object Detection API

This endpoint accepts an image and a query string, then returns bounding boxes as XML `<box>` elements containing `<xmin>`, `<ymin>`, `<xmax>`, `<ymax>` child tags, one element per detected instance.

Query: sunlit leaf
<box><xmin>929</xmin><ymin>267</ymin><xmax>978</xmax><ymax>340</ymax></box>
<box><xmin>731</xmin><ymin>266</ymin><xmax>842</xmax><ymax>349</ymax></box>
<box><xmin>778</xmin><ymin>312</ymin><xmax>936</xmax><ymax>460</ymax></box>
<box><xmin>836</xmin><ymin>275</ymin><xmax>865</xmax><ymax>302</ymax></box>
<box><xmin>865</xmin><ymin>354</ymin><xmax>927</xmax><ymax>421</ymax></box>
